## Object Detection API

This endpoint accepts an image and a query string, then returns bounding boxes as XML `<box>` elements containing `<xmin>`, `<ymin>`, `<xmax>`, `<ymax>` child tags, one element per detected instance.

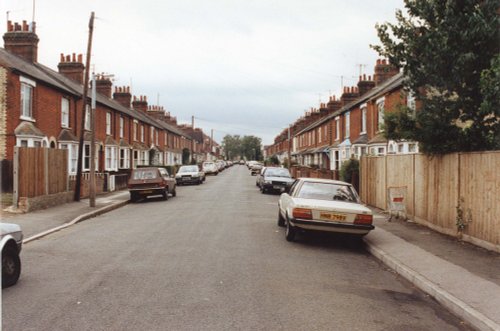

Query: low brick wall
<box><xmin>17</xmin><ymin>191</ymin><xmax>74</xmax><ymax>213</ymax></box>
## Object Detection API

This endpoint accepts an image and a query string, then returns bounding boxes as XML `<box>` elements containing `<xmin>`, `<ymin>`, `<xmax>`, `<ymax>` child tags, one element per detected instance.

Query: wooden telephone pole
<box><xmin>74</xmin><ymin>12</ymin><xmax>95</xmax><ymax>202</ymax></box>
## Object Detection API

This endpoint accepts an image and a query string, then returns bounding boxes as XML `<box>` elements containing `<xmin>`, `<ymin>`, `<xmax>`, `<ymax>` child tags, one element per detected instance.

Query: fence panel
<box><xmin>459</xmin><ymin>152</ymin><xmax>500</xmax><ymax>246</ymax></box>
<box><xmin>17</xmin><ymin>147</ymin><xmax>68</xmax><ymax>198</ymax></box>
<box><xmin>361</xmin><ymin>151</ymin><xmax>500</xmax><ymax>249</ymax></box>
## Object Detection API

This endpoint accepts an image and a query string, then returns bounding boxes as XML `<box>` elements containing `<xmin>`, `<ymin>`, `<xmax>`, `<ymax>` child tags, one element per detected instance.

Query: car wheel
<box><xmin>285</xmin><ymin>216</ymin><xmax>296</xmax><ymax>242</ymax></box>
<box><xmin>261</xmin><ymin>187</ymin><xmax>267</xmax><ymax>194</ymax></box>
<box><xmin>163</xmin><ymin>188</ymin><xmax>169</xmax><ymax>201</ymax></box>
<box><xmin>130</xmin><ymin>192</ymin><xmax>138</xmax><ymax>202</ymax></box>
<box><xmin>2</xmin><ymin>247</ymin><xmax>21</xmax><ymax>288</ymax></box>
<box><xmin>278</xmin><ymin>210</ymin><xmax>285</xmax><ymax>227</ymax></box>
<box><xmin>197</xmin><ymin>179</ymin><xmax>201</xmax><ymax>185</ymax></box>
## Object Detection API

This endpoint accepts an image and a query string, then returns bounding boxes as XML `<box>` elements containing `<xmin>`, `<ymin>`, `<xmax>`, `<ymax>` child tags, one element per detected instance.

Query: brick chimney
<box><xmin>327</xmin><ymin>95</ymin><xmax>342</xmax><ymax>114</ymax></box>
<box><xmin>113</xmin><ymin>86</ymin><xmax>132</xmax><ymax>108</ymax></box>
<box><xmin>357</xmin><ymin>74</ymin><xmax>376</xmax><ymax>96</ymax></box>
<box><xmin>94</xmin><ymin>74</ymin><xmax>113</xmax><ymax>98</ymax></box>
<box><xmin>3</xmin><ymin>20</ymin><xmax>39</xmax><ymax>63</ymax></box>
<box><xmin>58</xmin><ymin>53</ymin><xmax>85</xmax><ymax>84</ymax></box>
<box><xmin>374</xmin><ymin>59</ymin><xmax>399</xmax><ymax>86</ymax></box>
<box><xmin>132</xmin><ymin>95</ymin><xmax>148</xmax><ymax>112</ymax></box>
<box><xmin>341</xmin><ymin>86</ymin><xmax>359</xmax><ymax>106</ymax></box>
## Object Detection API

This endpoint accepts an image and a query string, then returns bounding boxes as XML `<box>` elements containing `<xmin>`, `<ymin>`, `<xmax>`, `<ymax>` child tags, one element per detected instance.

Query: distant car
<box><xmin>176</xmin><ymin>165</ymin><xmax>203</xmax><ymax>185</ymax></box>
<box><xmin>250</xmin><ymin>162</ymin><xmax>263</xmax><ymax>175</ymax></box>
<box><xmin>239</xmin><ymin>160</ymin><xmax>245</xmax><ymax>165</ymax></box>
<box><xmin>203</xmin><ymin>162</ymin><xmax>219</xmax><ymax>175</ymax></box>
<box><xmin>1</xmin><ymin>222</ymin><xmax>23</xmax><ymax>288</ymax></box>
<box><xmin>258</xmin><ymin>167</ymin><xmax>294</xmax><ymax>194</ymax></box>
<box><xmin>216</xmin><ymin>161</ymin><xmax>225</xmax><ymax>172</ymax></box>
<box><xmin>128</xmin><ymin>167</ymin><xmax>176</xmax><ymax>202</ymax></box>
<box><xmin>278</xmin><ymin>178</ymin><xmax>374</xmax><ymax>242</ymax></box>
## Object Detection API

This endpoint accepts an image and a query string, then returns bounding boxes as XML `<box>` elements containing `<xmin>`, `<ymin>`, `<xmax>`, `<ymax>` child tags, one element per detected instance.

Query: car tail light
<box><xmin>354</xmin><ymin>214</ymin><xmax>373</xmax><ymax>225</ymax></box>
<box><xmin>293</xmin><ymin>208</ymin><xmax>313</xmax><ymax>220</ymax></box>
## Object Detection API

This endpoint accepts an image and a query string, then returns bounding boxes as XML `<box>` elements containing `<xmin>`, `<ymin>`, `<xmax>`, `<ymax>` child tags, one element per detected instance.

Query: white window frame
<box><xmin>59</xmin><ymin>142</ymin><xmax>78</xmax><ymax>174</ymax></box>
<box><xmin>377</xmin><ymin>98</ymin><xmax>385</xmax><ymax>132</ymax></box>
<box><xmin>61</xmin><ymin>97</ymin><xmax>70</xmax><ymax>128</ymax></box>
<box><xmin>16</xmin><ymin>136</ymin><xmax>43</xmax><ymax>148</ymax></box>
<box><xmin>335</xmin><ymin>117</ymin><xmax>340</xmax><ymax>141</ymax></box>
<box><xmin>360</xmin><ymin>104</ymin><xmax>367</xmax><ymax>134</ymax></box>
<box><xmin>150</xmin><ymin>127</ymin><xmax>154</xmax><ymax>144</ymax></box>
<box><xmin>119</xmin><ymin>147</ymin><xmax>130</xmax><ymax>169</ymax></box>
<box><xmin>106</xmin><ymin>112</ymin><xmax>112</xmax><ymax>135</ymax></box>
<box><xmin>20</xmin><ymin>76</ymin><xmax>36</xmax><ymax>121</ymax></box>
<box><xmin>84</xmin><ymin>105</ymin><xmax>91</xmax><ymax>131</ymax></box>
<box><xmin>119</xmin><ymin>117</ymin><xmax>124</xmax><ymax>138</ymax></box>
<box><xmin>133</xmin><ymin>120</ymin><xmax>138</xmax><ymax>141</ymax></box>
<box><xmin>345</xmin><ymin>112</ymin><xmax>350</xmax><ymax>138</ymax></box>
<box><xmin>83</xmin><ymin>143</ymin><xmax>99</xmax><ymax>171</ymax></box>
<box><xmin>141</xmin><ymin>125</ymin><xmax>145</xmax><ymax>143</ymax></box>
<box><xmin>105</xmin><ymin>145</ymin><xmax>118</xmax><ymax>171</ymax></box>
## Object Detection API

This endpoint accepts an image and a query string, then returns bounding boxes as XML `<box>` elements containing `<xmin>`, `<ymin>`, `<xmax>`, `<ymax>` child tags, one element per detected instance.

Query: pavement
<box><xmin>1</xmin><ymin>190</ymin><xmax>499</xmax><ymax>331</ymax></box>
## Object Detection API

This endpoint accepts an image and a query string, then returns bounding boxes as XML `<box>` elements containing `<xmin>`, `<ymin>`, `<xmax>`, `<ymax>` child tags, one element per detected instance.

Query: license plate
<box><xmin>273</xmin><ymin>185</ymin><xmax>283</xmax><ymax>189</ymax></box>
<box><xmin>320</xmin><ymin>212</ymin><xmax>347</xmax><ymax>222</ymax></box>
<box><xmin>141</xmin><ymin>190</ymin><xmax>153</xmax><ymax>194</ymax></box>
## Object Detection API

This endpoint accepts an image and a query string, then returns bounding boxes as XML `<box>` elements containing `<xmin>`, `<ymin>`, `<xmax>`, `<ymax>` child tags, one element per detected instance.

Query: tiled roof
<box><xmin>367</xmin><ymin>133</ymin><xmax>388</xmax><ymax>144</ymax></box>
<box><xmin>58</xmin><ymin>129</ymin><xmax>78</xmax><ymax>142</ymax></box>
<box><xmin>352</xmin><ymin>134</ymin><xmax>369</xmax><ymax>145</ymax></box>
<box><xmin>14</xmin><ymin>121</ymin><xmax>45</xmax><ymax>137</ymax></box>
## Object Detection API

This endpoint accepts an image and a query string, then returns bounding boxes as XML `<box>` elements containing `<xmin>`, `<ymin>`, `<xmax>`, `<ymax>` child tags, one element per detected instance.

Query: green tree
<box><xmin>241</xmin><ymin>136</ymin><xmax>263</xmax><ymax>161</ymax></box>
<box><xmin>221</xmin><ymin>135</ymin><xmax>242</xmax><ymax>160</ymax></box>
<box><xmin>372</xmin><ymin>0</ymin><xmax>500</xmax><ymax>154</ymax></box>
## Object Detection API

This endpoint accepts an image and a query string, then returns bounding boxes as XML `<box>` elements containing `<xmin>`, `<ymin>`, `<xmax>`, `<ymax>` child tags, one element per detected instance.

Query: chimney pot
<box><xmin>72</xmin><ymin>53</ymin><xmax>76</xmax><ymax>62</ymax></box>
<box><xmin>77</xmin><ymin>54</ymin><xmax>83</xmax><ymax>62</ymax></box>
<box><xmin>60</xmin><ymin>53</ymin><xmax>64</xmax><ymax>62</ymax></box>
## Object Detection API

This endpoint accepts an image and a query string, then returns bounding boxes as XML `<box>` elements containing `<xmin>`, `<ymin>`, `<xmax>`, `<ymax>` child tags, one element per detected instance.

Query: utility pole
<box><xmin>74</xmin><ymin>12</ymin><xmax>95</xmax><ymax>202</ymax></box>
<box><xmin>89</xmin><ymin>73</ymin><xmax>96</xmax><ymax>207</ymax></box>
<box><xmin>288</xmin><ymin>125</ymin><xmax>292</xmax><ymax>170</ymax></box>
<box><xmin>191</xmin><ymin>115</ymin><xmax>195</xmax><ymax>164</ymax></box>
<box><xmin>210</xmin><ymin>129</ymin><xmax>214</xmax><ymax>161</ymax></box>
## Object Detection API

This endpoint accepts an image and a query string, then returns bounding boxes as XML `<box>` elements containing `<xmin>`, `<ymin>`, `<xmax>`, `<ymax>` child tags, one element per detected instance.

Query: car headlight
<box><xmin>264</xmin><ymin>180</ymin><xmax>272</xmax><ymax>184</ymax></box>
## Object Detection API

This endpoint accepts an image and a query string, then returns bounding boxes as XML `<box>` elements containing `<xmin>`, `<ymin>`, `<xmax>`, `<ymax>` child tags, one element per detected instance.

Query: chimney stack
<box><xmin>374</xmin><ymin>59</ymin><xmax>399</xmax><ymax>85</ymax></box>
<box><xmin>113</xmin><ymin>86</ymin><xmax>132</xmax><ymax>108</ymax></box>
<box><xmin>357</xmin><ymin>74</ymin><xmax>376</xmax><ymax>96</ymax></box>
<box><xmin>327</xmin><ymin>95</ymin><xmax>342</xmax><ymax>114</ymax></box>
<box><xmin>94</xmin><ymin>73</ymin><xmax>113</xmax><ymax>98</ymax></box>
<box><xmin>341</xmin><ymin>86</ymin><xmax>359</xmax><ymax>106</ymax></box>
<box><xmin>57</xmin><ymin>53</ymin><xmax>85</xmax><ymax>84</ymax></box>
<box><xmin>3</xmin><ymin>20</ymin><xmax>39</xmax><ymax>63</ymax></box>
<box><xmin>132</xmin><ymin>95</ymin><xmax>148</xmax><ymax>112</ymax></box>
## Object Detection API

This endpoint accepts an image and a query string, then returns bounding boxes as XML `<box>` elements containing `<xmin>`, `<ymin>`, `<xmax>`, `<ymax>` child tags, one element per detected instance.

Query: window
<box><xmin>335</xmin><ymin>117</ymin><xmax>340</xmax><ymax>140</ymax></box>
<box><xmin>150</xmin><ymin>127</ymin><xmax>154</xmax><ymax>143</ymax></box>
<box><xmin>61</xmin><ymin>98</ymin><xmax>70</xmax><ymax>128</ymax></box>
<box><xmin>141</xmin><ymin>125</ymin><xmax>144</xmax><ymax>142</ymax></box>
<box><xmin>361</xmin><ymin>106</ymin><xmax>367</xmax><ymax>134</ymax></box>
<box><xmin>20</xmin><ymin>140</ymin><xmax>28</xmax><ymax>147</ymax></box>
<box><xmin>84</xmin><ymin>105</ymin><xmax>91</xmax><ymax>131</ymax></box>
<box><xmin>407</xmin><ymin>91</ymin><xmax>416</xmax><ymax>117</ymax></box>
<box><xmin>133</xmin><ymin>150</ymin><xmax>139</xmax><ymax>168</ymax></box>
<box><xmin>119</xmin><ymin>148</ymin><xmax>130</xmax><ymax>169</ymax></box>
<box><xmin>318</xmin><ymin>127</ymin><xmax>322</xmax><ymax>143</ymax></box>
<box><xmin>377</xmin><ymin>99</ymin><xmax>385</xmax><ymax>131</ymax></box>
<box><xmin>155</xmin><ymin>131</ymin><xmax>159</xmax><ymax>145</ymax></box>
<box><xmin>377</xmin><ymin>147</ymin><xmax>385</xmax><ymax>155</ymax></box>
<box><xmin>106</xmin><ymin>112</ymin><xmax>112</xmax><ymax>135</ymax></box>
<box><xmin>20</xmin><ymin>77</ymin><xmax>35</xmax><ymax>120</ymax></box>
<box><xmin>133</xmin><ymin>121</ymin><xmax>138</xmax><ymax>141</ymax></box>
<box><xmin>83</xmin><ymin>144</ymin><xmax>90</xmax><ymax>170</ymax></box>
<box><xmin>345</xmin><ymin>112</ymin><xmax>350</xmax><ymax>138</ymax></box>
<box><xmin>60</xmin><ymin>143</ymin><xmax>78</xmax><ymax>174</ymax></box>
<box><xmin>119</xmin><ymin>117</ymin><xmax>124</xmax><ymax>138</ymax></box>
<box><xmin>141</xmin><ymin>150</ymin><xmax>149</xmax><ymax>165</ymax></box>
<box><xmin>409</xmin><ymin>143</ymin><xmax>417</xmax><ymax>153</ymax></box>
<box><xmin>398</xmin><ymin>144</ymin><xmax>404</xmax><ymax>153</ymax></box>
<box><xmin>105</xmin><ymin>146</ymin><xmax>117</xmax><ymax>170</ymax></box>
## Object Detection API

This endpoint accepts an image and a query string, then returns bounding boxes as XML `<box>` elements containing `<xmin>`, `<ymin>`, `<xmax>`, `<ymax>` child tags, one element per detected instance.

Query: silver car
<box><xmin>1</xmin><ymin>222</ymin><xmax>23</xmax><ymax>288</ymax></box>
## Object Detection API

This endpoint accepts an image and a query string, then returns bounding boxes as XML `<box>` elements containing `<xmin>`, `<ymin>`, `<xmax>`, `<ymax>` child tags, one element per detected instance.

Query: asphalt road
<box><xmin>2</xmin><ymin>165</ymin><xmax>472</xmax><ymax>331</ymax></box>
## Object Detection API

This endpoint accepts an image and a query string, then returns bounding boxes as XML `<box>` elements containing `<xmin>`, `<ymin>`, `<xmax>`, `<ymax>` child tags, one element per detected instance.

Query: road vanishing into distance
<box><xmin>3</xmin><ymin>165</ymin><xmax>472</xmax><ymax>331</ymax></box>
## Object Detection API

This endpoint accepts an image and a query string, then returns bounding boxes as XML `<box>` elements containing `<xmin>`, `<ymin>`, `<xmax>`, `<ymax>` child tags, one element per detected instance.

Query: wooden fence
<box><xmin>14</xmin><ymin>147</ymin><xmax>68</xmax><ymax>200</ymax></box>
<box><xmin>360</xmin><ymin>152</ymin><xmax>500</xmax><ymax>251</ymax></box>
<box><xmin>291</xmin><ymin>166</ymin><xmax>339</xmax><ymax>181</ymax></box>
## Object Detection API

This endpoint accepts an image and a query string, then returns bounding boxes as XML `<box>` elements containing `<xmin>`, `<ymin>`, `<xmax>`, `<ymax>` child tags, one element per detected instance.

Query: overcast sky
<box><xmin>2</xmin><ymin>0</ymin><xmax>404</xmax><ymax>145</ymax></box>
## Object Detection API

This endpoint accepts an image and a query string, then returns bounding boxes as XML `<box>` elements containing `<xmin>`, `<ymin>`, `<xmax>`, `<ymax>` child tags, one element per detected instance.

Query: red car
<box><xmin>128</xmin><ymin>167</ymin><xmax>176</xmax><ymax>202</ymax></box>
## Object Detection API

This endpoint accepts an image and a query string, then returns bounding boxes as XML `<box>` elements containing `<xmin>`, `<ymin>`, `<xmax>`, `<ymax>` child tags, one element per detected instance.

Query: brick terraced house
<box><xmin>265</xmin><ymin>59</ymin><xmax>419</xmax><ymax>173</ymax></box>
<box><xmin>0</xmin><ymin>20</ymin><xmax>218</xmax><ymax>193</ymax></box>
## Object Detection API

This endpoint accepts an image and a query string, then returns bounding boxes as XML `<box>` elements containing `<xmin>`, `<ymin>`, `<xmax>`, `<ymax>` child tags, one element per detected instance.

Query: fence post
<box><xmin>44</xmin><ymin>148</ymin><xmax>49</xmax><ymax>195</ymax></box>
<box><xmin>12</xmin><ymin>147</ymin><xmax>19</xmax><ymax>209</ymax></box>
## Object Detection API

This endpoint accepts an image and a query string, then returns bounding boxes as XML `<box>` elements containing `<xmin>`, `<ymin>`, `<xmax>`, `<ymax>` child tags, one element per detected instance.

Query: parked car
<box><xmin>203</xmin><ymin>161</ymin><xmax>219</xmax><ymax>175</ymax></box>
<box><xmin>278</xmin><ymin>178</ymin><xmax>374</xmax><ymax>242</ymax></box>
<box><xmin>128</xmin><ymin>167</ymin><xmax>176</xmax><ymax>202</ymax></box>
<box><xmin>216</xmin><ymin>160</ymin><xmax>225</xmax><ymax>172</ymax></box>
<box><xmin>1</xmin><ymin>222</ymin><xmax>23</xmax><ymax>288</ymax></box>
<box><xmin>250</xmin><ymin>162</ymin><xmax>263</xmax><ymax>175</ymax></box>
<box><xmin>176</xmin><ymin>165</ymin><xmax>203</xmax><ymax>185</ymax></box>
<box><xmin>258</xmin><ymin>167</ymin><xmax>294</xmax><ymax>193</ymax></box>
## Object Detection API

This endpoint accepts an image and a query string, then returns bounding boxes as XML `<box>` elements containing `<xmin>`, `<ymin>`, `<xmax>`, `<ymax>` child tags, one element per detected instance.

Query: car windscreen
<box><xmin>296</xmin><ymin>182</ymin><xmax>359</xmax><ymax>202</ymax></box>
<box><xmin>265</xmin><ymin>168</ymin><xmax>291</xmax><ymax>178</ymax></box>
<box><xmin>132</xmin><ymin>169</ymin><xmax>158</xmax><ymax>180</ymax></box>
<box><xmin>179</xmin><ymin>166</ymin><xmax>198</xmax><ymax>173</ymax></box>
